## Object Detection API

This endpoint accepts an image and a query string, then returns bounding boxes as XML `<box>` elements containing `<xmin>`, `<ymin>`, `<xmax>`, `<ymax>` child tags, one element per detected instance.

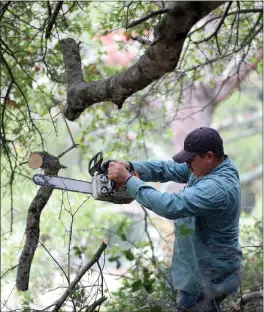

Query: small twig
<box><xmin>0</xmin><ymin>264</ymin><xmax>18</xmax><ymax>279</ymax></box>
<box><xmin>192</xmin><ymin>1</ymin><xmax>233</xmax><ymax>44</ymax></box>
<box><xmin>188</xmin><ymin>8</ymin><xmax>263</xmax><ymax>39</ymax></box>
<box><xmin>55</xmin><ymin>103</ymin><xmax>78</xmax><ymax>159</ymax></box>
<box><xmin>50</xmin><ymin>239</ymin><xmax>108</xmax><ymax>312</ymax></box>
<box><xmin>141</xmin><ymin>206</ymin><xmax>155</xmax><ymax>261</ymax></box>
<box><xmin>38</xmin><ymin>238</ymin><xmax>69</xmax><ymax>284</ymax></box>
<box><xmin>125</xmin><ymin>8</ymin><xmax>168</xmax><ymax>29</ymax></box>
<box><xmin>131</xmin><ymin>36</ymin><xmax>151</xmax><ymax>45</ymax></box>
<box><xmin>59</xmin><ymin>104</ymin><xmax>77</xmax><ymax>145</ymax></box>
<box><xmin>57</xmin><ymin>143</ymin><xmax>79</xmax><ymax>159</ymax></box>
<box><xmin>67</xmin><ymin>214</ymin><xmax>74</xmax><ymax>284</ymax></box>
<box><xmin>85</xmin><ymin>296</ymin><xmax>107</xmax><ymax>312</ymax></box>
<box><xmin>241</xmin><ymin>245</ymin><xmax>263</xmax><ymax>248</ymax></box>
<box><xmin>97</xmin><ymin>261</ymin><xmax>104</xmax><ymax>297</ymax></box>
<box><xmin>45</xmin><ymin>1</ymin><xmax>63</xmax><ymax>39</ymax></box>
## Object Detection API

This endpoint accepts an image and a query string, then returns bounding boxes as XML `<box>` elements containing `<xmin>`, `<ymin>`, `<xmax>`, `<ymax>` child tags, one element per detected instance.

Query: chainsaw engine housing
<box><xmin>92</xmin><ymin>174</ymin><xmax>134</xmax><ymax>204</ymax></box>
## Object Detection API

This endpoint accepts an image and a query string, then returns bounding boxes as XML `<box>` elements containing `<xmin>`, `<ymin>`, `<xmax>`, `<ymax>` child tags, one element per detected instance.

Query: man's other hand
<box><xmin>108</xmin><ymin>162</ymin><xmax>131</xmax><ymax>184</ymax></box>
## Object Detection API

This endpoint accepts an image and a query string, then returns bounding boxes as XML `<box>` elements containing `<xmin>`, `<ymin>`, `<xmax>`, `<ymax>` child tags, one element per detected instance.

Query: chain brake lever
<box><xmin>88</xmin><ymin>151</ymin><xmax>103</xmax><ymax>177</ymax></box>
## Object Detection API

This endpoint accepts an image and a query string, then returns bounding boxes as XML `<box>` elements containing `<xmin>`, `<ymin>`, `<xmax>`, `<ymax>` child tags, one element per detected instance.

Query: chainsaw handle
<box><xmin>88</xmin><ymin>152</ymin><xmax>103</xmax><ymax>176</ymax></box>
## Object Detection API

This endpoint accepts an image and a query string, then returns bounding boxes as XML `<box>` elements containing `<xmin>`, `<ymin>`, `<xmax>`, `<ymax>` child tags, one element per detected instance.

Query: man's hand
<box><xmin>116</xmin><ymin>161</ymin><xmax>131</xmax><ymax>171</ymax></box>
<box><xmin>108</xmin><ymin>162</ymin><xmax>131</xmax><ymax>184</ymax></box>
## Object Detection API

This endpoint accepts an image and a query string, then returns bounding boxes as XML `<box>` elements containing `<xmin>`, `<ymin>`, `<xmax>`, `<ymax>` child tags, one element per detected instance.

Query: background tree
<box><xmin>1</xmin><ymin>1</ymin><xmax>262</xmax><ymax>311</ymax></box>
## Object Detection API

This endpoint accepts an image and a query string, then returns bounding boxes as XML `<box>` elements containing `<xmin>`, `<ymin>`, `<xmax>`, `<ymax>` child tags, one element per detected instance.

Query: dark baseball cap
<box><xmin>172</xmin><ymin>127</ymin><xmax>224</xmax><ymax>163</ymax></box>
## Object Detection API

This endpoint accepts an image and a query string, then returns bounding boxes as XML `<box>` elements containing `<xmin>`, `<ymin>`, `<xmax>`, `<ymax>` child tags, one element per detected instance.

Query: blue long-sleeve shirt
<box><xmin>126</xmin><ymin>155</ymin><xmax>242</xmax><ymax>296</ymax></box>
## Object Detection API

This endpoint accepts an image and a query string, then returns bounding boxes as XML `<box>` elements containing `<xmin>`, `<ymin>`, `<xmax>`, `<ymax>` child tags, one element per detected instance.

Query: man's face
<box><xmin>186</xmin><ymin>153</ymin><xmax>213</xmax><ymax>178</ymax></box>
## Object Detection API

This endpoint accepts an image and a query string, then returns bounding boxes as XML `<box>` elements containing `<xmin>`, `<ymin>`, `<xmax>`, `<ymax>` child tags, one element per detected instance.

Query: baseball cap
<box><xmin>172</xmin><ymin>127</ymin><xmax>224</xmax><ymax>163</ymax></box>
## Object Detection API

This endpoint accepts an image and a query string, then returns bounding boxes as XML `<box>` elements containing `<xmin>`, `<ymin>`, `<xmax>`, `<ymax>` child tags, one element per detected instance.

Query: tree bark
<box><xmin>61</xmin><ymin>1</ymin><xmax>225</xmax><ymax>121</ymax></box>
<box><xmin>16</xmin><ymin>152</ymin><xmax>65</xmax><ymax>291</ymax></box>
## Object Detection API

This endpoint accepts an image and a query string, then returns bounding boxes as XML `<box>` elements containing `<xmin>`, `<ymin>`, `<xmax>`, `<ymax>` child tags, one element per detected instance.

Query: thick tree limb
<box><xmin>61</xmin><ymin>1</ymin><xmax>225</xmax><ymax>121</ymax></box>
<box><xmin>50</xmin><ymin>239</ymin><xmax>108</xmax><ymax>312</ymax></box>
<box><xmin>16</xmin><ymin>152</ymin><xmax>65</xmax><ymax>291</ymax></box>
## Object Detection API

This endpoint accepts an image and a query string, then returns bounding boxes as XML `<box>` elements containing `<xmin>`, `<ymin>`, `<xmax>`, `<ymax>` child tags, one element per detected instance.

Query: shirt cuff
<box><xmin>125</xmin><ymin>176</ymin><xmax>145</xmax><ymax>198</ymax></box>
<box><xmin>127</xmin><ymin>161</ymin><xmax>134</xmax><ymax>172</ymax></box>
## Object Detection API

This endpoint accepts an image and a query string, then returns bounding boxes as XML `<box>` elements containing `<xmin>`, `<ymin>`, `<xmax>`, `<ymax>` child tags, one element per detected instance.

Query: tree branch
<box><xmin>198</xmin><ymin>47</ymin><xmax>263</xmax><ymax>114</ymax></box>
<box><xmin>50</xmin><ymin>239</ymin><xmax>108</xmax><ymax>312</ymax></box>
<box><xmin>85</xmin><ymin>296</ymin><xmax>107</xmax><ymax>312</ymax></box>
<box><xmin>45</xmin><ymin>1</ymin><xmax>63</xmax><ymax>39</ymax></box>
<box><xmin>188</xmin><ymin>8</ymin><xmax>263</xmax><ymax>38</ymax></box>
<box><xmin>61</xmin><ymin>1</ymin><xmax>225</xmax><ymax>121</ymax></box>
<box><xmin>125</xmin><ymin>8</ymin><xmax>168</xmax><ymax>29</ymax></box>
<box><xmin>192</xmin><ymin>1</ymin><xmax>232</xmax><ymax>44</ymax></box>
<box><xmin>0</xmin><ymin>1</ymin><xmax>11</xmax><ymax>20</ymax></box>
<box><xmin>16</xmin><ymin>152</ymin><xmax>65</xmax><ymax>291</ymax></box>
<box><xmin>131</xmin><ymin>36</ymin><xmax>151</xmax><ymax>45</ymax></box>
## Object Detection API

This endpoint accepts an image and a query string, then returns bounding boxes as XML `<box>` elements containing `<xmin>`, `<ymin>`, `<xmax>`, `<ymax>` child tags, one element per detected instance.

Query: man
<box><xmin>108</xmin><ymin>127</ymin><xmax>242</xmax><ymax>312</ymax></box>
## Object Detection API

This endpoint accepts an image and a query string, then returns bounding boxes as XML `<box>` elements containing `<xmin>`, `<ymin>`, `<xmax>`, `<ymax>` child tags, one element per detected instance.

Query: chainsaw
<box><xmin>32</xmin><ymin>152</ymin><xmax>135</xmax><ymax>204</ymax></box>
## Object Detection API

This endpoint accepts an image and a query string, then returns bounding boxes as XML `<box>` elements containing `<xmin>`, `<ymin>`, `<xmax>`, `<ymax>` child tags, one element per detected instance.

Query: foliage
<box><xmin>240</xmin><ymin>215</ymin><xmax>263</xmax><ymax>292</ymax></box>
<box><xmin>1</xmin><ymin>1</ymin><xmax>263</xmax><ymax>184</ymax></box>
<box><xmin>105</xmin><ymin>215</ymin><xmax>263</xmax><ymax>312</ymax></box>
<box><xmin>0</xmin><ymin>1</ymin><xmax>263</xmax><ymax>310</ymax></box>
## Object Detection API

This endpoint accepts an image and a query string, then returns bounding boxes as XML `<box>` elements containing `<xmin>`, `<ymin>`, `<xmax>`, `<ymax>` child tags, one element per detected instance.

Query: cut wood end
<box><xmin>28</xmin><ymin>153</ymin><xmax>43</xmax><ymax>169</ymax></box>
<box><xmin>103</xmin><ymin>238</ymin><xmax>109</xmax><ymax>245</ymax></box>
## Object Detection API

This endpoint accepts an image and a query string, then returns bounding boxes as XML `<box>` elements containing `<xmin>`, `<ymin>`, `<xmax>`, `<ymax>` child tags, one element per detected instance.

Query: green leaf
<box><xmin>108</xmin><ymin>256</ymin><xmax>120</xmax><ymax>262</ymax></box>
<box><xmin>131</xmin><ymin>279</ymin><xmax>142</xmax><ymax>292</ymax></box>
<box><xmin>120</xmin><ymin>233</ymin><xmax>127</xmax><ymax>241</ymax></box>
<box><xmin>143</xmin><ymin>267</ymin><xmax>150</xmax><ymax>283</ymax></box>
<box><xmin>73</xmin><ymin>246</ymin><xmax>83</xmax><ymax>259</ymax></box>
<box><xmin>179</xmin><ymin>224</ymin><xmax>194</xmax><ymax>236</ymax></box>
<box><xmin>144</xmin><ymin>280</ymin><xmax>154</xmax><ymax>294</ymax></box>
<box><xmin>123</xmin><ymin>249</ymin><xmax>134</xmax><ymax>261</ymax></box>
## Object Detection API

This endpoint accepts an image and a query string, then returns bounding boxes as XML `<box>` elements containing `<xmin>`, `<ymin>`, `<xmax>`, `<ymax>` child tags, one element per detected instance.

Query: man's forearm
<box><xmin>131</xmin><ymin>160</ymin><xmax>189</xmax><ymax>183</ymax></box>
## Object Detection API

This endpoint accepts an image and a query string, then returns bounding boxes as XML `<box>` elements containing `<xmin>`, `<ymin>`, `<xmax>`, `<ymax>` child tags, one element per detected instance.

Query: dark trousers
<box><xmin>176</xmin><ymin>290</ymin><xmax>227</xmax><ymax>312</ymax></box>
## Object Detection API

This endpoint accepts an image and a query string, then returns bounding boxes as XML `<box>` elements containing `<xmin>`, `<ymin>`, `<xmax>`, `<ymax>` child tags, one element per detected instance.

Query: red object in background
<box><xmin>99</xmin><ymin>30</ymin><xmax>136</xmax><ymax>66</ymax></box>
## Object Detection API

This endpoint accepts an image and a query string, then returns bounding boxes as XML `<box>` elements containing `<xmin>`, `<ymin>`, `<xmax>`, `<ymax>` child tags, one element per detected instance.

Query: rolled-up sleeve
<box><xmin>131</xmin><ymin>160</ymin><xmax>189</xmax><ymax>183</ymax></box>
<box><xmin>126</xmin><ymin>177</ymin><xmax>227</xmax><ymax>219</ymax></box>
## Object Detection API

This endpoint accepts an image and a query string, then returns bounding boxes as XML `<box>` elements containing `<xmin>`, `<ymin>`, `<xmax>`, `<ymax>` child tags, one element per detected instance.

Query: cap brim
<box><xmin>172</xmin><ymin>150</ymin><xmax>197</xmax><ymax>163</ymax></box>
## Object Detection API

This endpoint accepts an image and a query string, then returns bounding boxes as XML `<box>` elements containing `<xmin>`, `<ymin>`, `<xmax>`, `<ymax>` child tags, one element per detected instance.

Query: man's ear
<box><xmin>207</xmin><ymin>151</ymin><xmax>214</xmax><ymax>162</ymax></box>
